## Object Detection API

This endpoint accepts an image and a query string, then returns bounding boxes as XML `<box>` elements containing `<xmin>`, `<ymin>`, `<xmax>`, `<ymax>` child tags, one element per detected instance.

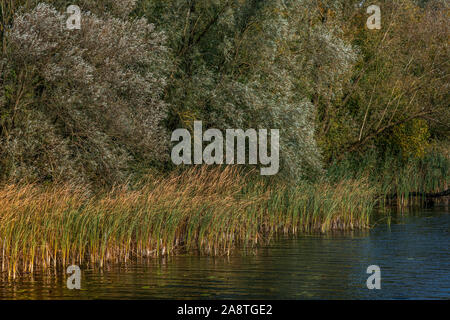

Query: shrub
<box><xmin>0</xmin><ymin>3</ymin><xmax>171</xmax><ymax>185</ymax></box>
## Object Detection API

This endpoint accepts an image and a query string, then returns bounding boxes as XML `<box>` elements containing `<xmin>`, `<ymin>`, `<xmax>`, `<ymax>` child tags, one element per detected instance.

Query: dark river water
<box><xmin>1</xmin><ymin>208</ymin><xmax>449</xmax><ymax>300</ymax></box>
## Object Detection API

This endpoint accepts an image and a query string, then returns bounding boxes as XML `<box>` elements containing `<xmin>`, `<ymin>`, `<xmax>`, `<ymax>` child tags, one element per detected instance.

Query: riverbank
<box><xmin>0</xmin><ymin>167</ymin><xmax>376</xmax><ymax>278</ymax></box>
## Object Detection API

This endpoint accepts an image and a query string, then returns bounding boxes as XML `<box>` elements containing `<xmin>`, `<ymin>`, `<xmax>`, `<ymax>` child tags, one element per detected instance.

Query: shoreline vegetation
<box><xmin>1</xmin><ymin>167</ymin><xmax>376</xmax><ymax>278</ymax></box>
<box><xmin>1</xmin><ymin>158</ymin><xmax>448</xmax><ymax>278</ymax></box>
<box><xmin>0</xmin><ymin>1</ymin><xmax>448</xmax><ymax>278</ymax></box>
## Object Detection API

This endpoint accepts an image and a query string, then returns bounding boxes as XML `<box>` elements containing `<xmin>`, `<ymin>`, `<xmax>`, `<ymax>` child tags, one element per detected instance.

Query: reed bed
<box><xmin>0</xmin><ymin>167</ymin><xmax>376</xmax><ymax>278</ymax></box>
<box><xmin>327</xmin><ymin>149</ymin><xmax>450</xmax><ymax>208</ymax></box>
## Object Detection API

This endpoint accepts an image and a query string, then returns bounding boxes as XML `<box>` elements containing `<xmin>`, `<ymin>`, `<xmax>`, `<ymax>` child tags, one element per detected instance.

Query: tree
<box><xmin>317</xmin><ymin>0</ymin><xmax>449</xmax><ymax>162</ymax></box>
<box><xmin>0</xmin><ymin>2</ymin><xmax>171</xmax><ymax>185</ymax></box>
<box><xmin>139</xmin><ymin>0</ymin><xmax>358</xmax><ymax>179</ymax></box>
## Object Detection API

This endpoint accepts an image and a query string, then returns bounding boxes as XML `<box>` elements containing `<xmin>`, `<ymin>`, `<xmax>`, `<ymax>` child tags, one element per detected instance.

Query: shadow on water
<box><xmin>1</xmin><ymin>208</ymin><xmax>449</xmax><ymax>300</ymax></box>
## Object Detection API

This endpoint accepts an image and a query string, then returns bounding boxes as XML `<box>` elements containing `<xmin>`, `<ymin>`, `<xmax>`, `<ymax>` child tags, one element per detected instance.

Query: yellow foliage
<box><xmin>393</xmin><ymin>119</ymin><xmax>430</xmax><ymax>158</ymax></box>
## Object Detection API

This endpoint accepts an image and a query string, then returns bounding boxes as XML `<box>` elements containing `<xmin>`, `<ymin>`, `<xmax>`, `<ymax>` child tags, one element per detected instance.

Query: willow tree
<box><xmin>317</xmin><ymin>0</ymin><xmax>449</xmax><ymax>162</ymax></box>
<box><xmin>1</xmin><ymin>0</ymin><xmax>359</xmax><ymax>183</ymax></box>
<box><xmin>138</xmin><ymin>0</ymin><xmax>357</xmax><ymax>179</ymax></box>
<box><xmin>0</xmin><ymin>2</ymin><xmax>171</xmax><ymax>185</ymax></box>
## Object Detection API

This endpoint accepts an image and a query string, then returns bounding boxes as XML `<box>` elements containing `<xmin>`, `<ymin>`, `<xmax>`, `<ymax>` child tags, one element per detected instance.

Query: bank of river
<box><xmin>1</xmin><ymin>208</ymin><xmax>448</xmax><ymax>300</ymax></box>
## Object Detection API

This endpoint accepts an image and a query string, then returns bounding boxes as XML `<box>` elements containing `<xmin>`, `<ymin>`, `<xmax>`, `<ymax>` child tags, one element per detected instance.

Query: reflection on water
<box><xmin>1</xmin><ymin>208</ymin><xmax>449</xmax><ymax>300</ymax></box>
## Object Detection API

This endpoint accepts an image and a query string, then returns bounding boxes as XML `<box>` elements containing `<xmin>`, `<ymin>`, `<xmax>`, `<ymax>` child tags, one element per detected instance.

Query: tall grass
<box><xmin>0</xmin><ymin>167</ymin><xmax>376</xmax><ymax>278</ymax></box>
<box><xmin>327</xmin><ymin>149</ymin><xmax>450</xmax><ymax>207</ymax></box>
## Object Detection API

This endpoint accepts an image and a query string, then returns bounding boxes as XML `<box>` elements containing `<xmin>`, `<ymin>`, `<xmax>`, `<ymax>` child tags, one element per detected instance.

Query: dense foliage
<box><xmin>317</xmin><ymin>0</ymin><xmax>449</xmax><ymax>162</ymax></box>
<box><xmin>0</xmin><ymin>0</ymin><xmax>448</xmax><ymax>187</ymax></box>
<box><xmin>1</xmin><ymin>2</ymin><xmax>170</xmax><ymax>185</ymax></box>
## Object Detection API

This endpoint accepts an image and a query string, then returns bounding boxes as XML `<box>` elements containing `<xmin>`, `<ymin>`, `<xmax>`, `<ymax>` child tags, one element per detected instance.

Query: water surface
<box><xmin>1</xmin><ymin>208</ymin><xmax>449</xmax><ymax>299</ymax></box>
